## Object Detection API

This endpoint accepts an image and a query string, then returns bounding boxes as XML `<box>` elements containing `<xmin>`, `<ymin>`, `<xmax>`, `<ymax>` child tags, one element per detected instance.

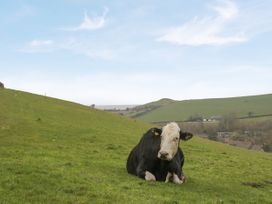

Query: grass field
<box><xmin>136</xmin><ymin>94</ymin><xmax>272</xmax><ymax>122</ymax></box>
<box><xmin>0</xmin><ymin>89</ymin><xmax>272</xmax><ymax>203</ymax></box>
<box><xmin>240</xmin><ymin>115</ymin><xmax>272</xmax><ymax>123</ymax></box>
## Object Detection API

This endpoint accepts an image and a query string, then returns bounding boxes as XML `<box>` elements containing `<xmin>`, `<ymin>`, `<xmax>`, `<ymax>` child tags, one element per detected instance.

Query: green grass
<box><xmin>240</xmin><ymin>115</ymin><xmax>272</xmax><ymax>122</ymax></box>
<box><xmin>0</xmin><ymin>89</ymin><xmax>272</xmax><ymax>204</ymax></box>
<box><xmin>125</xmin><ymin>98</ymin><xmax>175</xmax><ymax>118</ymax></box>
<box><xmin>137</xmin><ymin>94</ymin><xmax>272</xmax><ymax>122</ymax></box>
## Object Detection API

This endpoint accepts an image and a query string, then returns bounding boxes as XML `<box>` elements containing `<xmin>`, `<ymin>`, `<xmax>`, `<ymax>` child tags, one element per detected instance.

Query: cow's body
<box><xmin>126</xmin><ymin>123</ymin><xmax>192</xmax><ymax>184</ymax></box>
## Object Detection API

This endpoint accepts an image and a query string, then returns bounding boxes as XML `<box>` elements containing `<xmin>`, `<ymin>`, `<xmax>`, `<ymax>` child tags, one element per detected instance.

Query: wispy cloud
<box><xmin>18</xmin><ymin>39</ymin><xmax>55</xmax><ymax>53</ymax></box>
<box><xmin>18</xmin><ymin>38</ymin><xmax>114</xmax><ymax>60</ymax></box>
<box><xmin>30</xmin><ymin>40</ymin><xmax>53</xmax><ymax>46</ymax></box>
<box><xmin>64</xmin><ymin>7</ymin><xmax>109</xmax><ymax>31</ymax></box>
<box><xmin>211</xmin><ymin>0</ymin><xmax>238</xmax><ymax>20</ymax></box>
<box><xmin>157</xmin><ymin>0</ymin><xmax>247</xmax><ymax>46</ymax></box>
<box><xmin>59</xmin><ymin>38</ymin><xmax>114</xmax><ymax>60</ymax></box>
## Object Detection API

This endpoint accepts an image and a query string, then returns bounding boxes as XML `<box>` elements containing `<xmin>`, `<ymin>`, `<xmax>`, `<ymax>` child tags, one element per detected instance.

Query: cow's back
<box><xmin>126</xmin><ymin>145</ymin><xmax>139</xmax><ymax>175</ymax></box>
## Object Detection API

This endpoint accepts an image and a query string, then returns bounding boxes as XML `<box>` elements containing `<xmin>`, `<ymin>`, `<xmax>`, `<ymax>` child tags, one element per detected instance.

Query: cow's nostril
<box><xmin>159</xmin><ymin>151</ymin><xmax>169</xmax><ymax>158</ymax></box>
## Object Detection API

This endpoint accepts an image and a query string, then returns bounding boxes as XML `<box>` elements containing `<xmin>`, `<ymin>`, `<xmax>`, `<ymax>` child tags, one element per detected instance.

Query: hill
<box><xmin>122</xmin><ymin>98</ymin><xmax>175</xmax><ymax>118</ymax></box>
<box><xmin>134</xmin><ymin>94</ymin><xmax>272</xmax><ymax>122</ymax></box>
<box><xmin>0</xmin><ymin>89</ymin><xmax>272</xmax><ymax>203</ymax></box>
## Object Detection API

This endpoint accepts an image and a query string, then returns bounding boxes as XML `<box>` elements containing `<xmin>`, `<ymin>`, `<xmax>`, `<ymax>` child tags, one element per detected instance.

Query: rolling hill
<box><xmin>124</xmin><ymin>98</ymin><xmax>175</xmax><ymax>118</ymax></box>
<box><xmin>133</xmin><ymin>94</ymin><xmax>272</xmax><ymax>122</ymax></box>
<box><xmin>0</xmin><ymin>89</ymin><xmax>272</xmax><ymax>203</ymax></box>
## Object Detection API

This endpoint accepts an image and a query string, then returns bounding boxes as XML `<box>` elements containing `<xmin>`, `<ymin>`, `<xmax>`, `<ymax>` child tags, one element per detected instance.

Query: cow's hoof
<box><xmin>180</xmin><ymin>175</ymin><xmax>186</xmax><ymax>183</ymax></box>
<box><xmin>174</xmin><ymin>179</ymin><xmax>183</xmax><ymax>184</ymax></box>
<box><xmin>145</xmin><ymin>171</ymin><xmax>156</xmax><ymax>181</ymax></box>
<box><xmin>173</xmin><ymin>174</ymin><xmax>183</xmax><ymax>184</ymax></box>
<box><xmin>165</xmin><ymin>172</ymin><xmax>173</xmax><ymax>183</ymax></box>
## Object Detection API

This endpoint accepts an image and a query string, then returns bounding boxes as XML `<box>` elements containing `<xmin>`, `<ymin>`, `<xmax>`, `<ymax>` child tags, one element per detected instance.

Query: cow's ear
<box><xmin>152</xmin><ymin>128</ymin><xmax>162</xmax><ymax>136</ymax></box>
<box><xmin>179</xmin><ymin>131</ymin><xmax>193</xmax><ymax>141</ymax></box>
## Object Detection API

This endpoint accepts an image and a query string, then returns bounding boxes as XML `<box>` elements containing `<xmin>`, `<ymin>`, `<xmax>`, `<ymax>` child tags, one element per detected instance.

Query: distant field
<box><xmin>0</xmin><ymin>89</ymin><xmax>272</xmax><ymax>203</ymax></box>
<box><xmin>240</xmin><ymin>115</ymin><xmax>272</xmax><ymax>122</ymax></box>
<box><xmin>136</xmin><ymin>94</ymin><xmax>272</xmax><ymax>122</ymax></box>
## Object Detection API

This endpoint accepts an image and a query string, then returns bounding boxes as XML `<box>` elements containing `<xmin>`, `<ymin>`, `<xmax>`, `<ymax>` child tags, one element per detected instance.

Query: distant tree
<box><xmin>218</xmin><ymin>113</ymin><xmax>237</xmax><ymax>131</ymax></box>
<box><xmin>187</xmin><ymin>114</ymin><xmax>203</xmax><ymax>122</ymax></box>
<box><xmin>248</xmin><ymin>111</ymin><xmax>254</xmax><ymax>118</ymax></box>
<box><xmin>90</xmin><ymin>104</ymin><xmax>95</xmax><ymax>108</ymax></box>
<box><xmin>0</xmin><ymin>81</ymin><xmax>4</xmax><ymax>88</ymax></box>
<box><xmin>263</xmin><ymin>143</ymin><xmax>272</xmax><ymax>152</ymax></box>
<box><xmin>208</xmin><ymin>133</ymin><xmax>218</xmax><ymax>141</ymax></box>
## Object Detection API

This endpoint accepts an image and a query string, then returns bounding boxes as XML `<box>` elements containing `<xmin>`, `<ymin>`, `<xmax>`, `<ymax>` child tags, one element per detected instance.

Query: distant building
<box><xmin>202</xmin><ymin>116</ymin><xmax>222</xmax><ymax>122</ymax></box>
<box><xmin>0</xmin><ymin>82</ymin><xmax>4</xmax><ymax>88</ymax></box>
<box><xmin>210</xmin><ymin>115</ymin><xmax>222</xmax><ymax>121</ymax></box>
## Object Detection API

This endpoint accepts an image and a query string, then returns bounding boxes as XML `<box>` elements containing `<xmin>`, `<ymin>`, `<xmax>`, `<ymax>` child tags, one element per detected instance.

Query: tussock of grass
<box><xmin>0</xmin><ymin>89</ymin><xmax>272</xmax><ymax>203</ymax></box>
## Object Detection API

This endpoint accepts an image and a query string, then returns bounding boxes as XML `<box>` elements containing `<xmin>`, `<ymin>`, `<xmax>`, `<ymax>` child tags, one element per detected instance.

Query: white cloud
<box><xmin>65</xmin><ymin>7</ymin><xmax>109</xmax><ymax>31</ymax></box>
<box><xmin>58</xmin><ymin>38</ymin><xmax>114</xmax><ymax>60</ymax></box>
<box><xmin>18</xmin><ymin>38</ymin><xmax>114</xmax><ymax>60</ymax></box>
<box><xmin>157</xmin><ymin>0</ymin><xmax>248</xmax><ymax>46</ymax></box>
<box><xmin>30</xmin><ymin>40</ymin><xmax>53</xmax><ymax>46</ymax></box>
<box><xmin>18</xmin><ymin>39</ymin><xmax>55</xmax><ymax>53</ymax></box>
<box><xmin>211</xmin><ymin>0</ymin><xmax>238</xmax><ymax>20</ymax></box>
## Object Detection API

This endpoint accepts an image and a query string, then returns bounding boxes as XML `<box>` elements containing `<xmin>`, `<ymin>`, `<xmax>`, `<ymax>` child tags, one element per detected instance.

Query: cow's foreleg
<box><xmin>173</xmin><ymin>173</ymin><xmax>183</xmax><ymax>184</ymax></box>
<box><xmin>136</xmin><ymin>161</ymin><xmax>156</xmax><ymax>181</ymax></box>
<box><xmin>145</xmin><ymin>171</ymin><xmax>156</xmax><ymax>181</ymax></box>
<box><xmin>165</xmin><ymin>172</ymin><xmax>183</xmax><ymax>184</ymax></box>
<box><xmin>137</xmin><ymin>169</ymin><xmax>156</xmax><ymax>181</ymax></box>
<box><xmin>165</xmin><ymin>172</ymin><xmax>173</xmax><ymax>183</ymax></box>
<box><xmin>180</xmin><ymin>172</ymin><xmax>186</xmax><ymax>183</ymax></box>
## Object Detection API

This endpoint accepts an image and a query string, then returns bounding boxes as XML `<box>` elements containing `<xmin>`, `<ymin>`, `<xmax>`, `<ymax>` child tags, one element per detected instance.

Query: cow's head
<box><xmin>157</xmin><ymin>122</ymin><xmax>193</xmax><ymax>161</ymax></box>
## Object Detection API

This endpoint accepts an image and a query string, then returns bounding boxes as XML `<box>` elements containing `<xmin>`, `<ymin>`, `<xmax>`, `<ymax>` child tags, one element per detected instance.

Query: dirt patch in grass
<box><xmin>264</xmin><ymin>180</ymin><xmax>272</xmax><ymax>185</ymax></box>
<box><xmin>242</xmin><ymin>182</ymin><xmax>265</xmax><ymax>188</ymax></box>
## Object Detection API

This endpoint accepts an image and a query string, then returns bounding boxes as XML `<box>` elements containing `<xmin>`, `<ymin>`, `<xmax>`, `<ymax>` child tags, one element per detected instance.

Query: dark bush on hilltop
<box><xmin>187</xmin><ymin>114</ymin><xmax>203</xmax><ymax>122</ymax></box>
<box><xmin>0</xmin><ymin>82</ymin><xmax>4</xmax><ymax>88</ymax></box>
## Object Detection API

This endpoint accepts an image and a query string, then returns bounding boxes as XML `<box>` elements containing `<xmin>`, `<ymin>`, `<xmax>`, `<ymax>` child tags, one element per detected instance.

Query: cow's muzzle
<box><xmin>158</xmin><ymin>151</ymin><xmax>170</xmax><ymax>160</ymax></box>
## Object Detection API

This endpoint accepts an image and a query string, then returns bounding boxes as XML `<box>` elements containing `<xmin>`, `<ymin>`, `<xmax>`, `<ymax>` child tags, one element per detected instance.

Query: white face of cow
<box><xmin>157</xmin><ymin>122</ymin><xmax>181</xmax><ymax>161</ymax></box>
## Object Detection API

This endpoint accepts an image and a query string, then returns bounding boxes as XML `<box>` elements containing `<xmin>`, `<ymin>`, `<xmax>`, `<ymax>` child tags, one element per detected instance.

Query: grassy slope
<box><xmin>125</xmin><ymin>98</ymin><xmax>175</xmax><ymax>118</ymax></box>
<box><xmin>0</xmin><ymin>89</ymin><xmax>272</xmax><ymax>204</ymax></box>
<box><xmin>137</xmin><ymin>94</ymin><xmax>272</xmax><ymax>122</ymax></box>
<box><xmin>142</xmin><ymin>98</ymin><xmax>175</xmax><ymax>107</ymax></box>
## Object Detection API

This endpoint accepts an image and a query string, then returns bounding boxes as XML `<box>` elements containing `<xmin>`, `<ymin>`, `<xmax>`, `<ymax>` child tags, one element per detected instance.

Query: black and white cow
<box><xmin>126</xmin><ymin>122</ymin><xmax>193</xmax><ymax>184</ymax></box>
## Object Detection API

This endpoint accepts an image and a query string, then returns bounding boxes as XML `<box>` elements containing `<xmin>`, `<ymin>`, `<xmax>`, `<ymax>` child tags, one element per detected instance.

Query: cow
<box><xmin>126</xmin><ymin>122</ymin><xmax>193</xmax><ymax>184</ymax></box>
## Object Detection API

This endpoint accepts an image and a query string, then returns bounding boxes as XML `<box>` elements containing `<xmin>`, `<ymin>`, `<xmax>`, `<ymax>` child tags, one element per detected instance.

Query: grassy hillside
<box><xmin>136</xmin><ymin>94</ymin><xmax>272</xmax><ymax>122</ymax></box>
<box><xmin>0</xmin><ymin>89</ymin><xmax>272</xmax><ymax>203</ymax></box>
<box><xmin>124</xmin><ymin>98</ymin><xmax>175</xmax><ymax>118</ymax></box>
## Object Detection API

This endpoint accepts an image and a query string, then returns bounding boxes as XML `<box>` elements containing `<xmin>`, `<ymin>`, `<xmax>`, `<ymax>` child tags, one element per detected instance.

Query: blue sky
<box><xmin>1</xmin><ymin>0</ymin><xmax>272</xmax><ymax>105</ymax></box>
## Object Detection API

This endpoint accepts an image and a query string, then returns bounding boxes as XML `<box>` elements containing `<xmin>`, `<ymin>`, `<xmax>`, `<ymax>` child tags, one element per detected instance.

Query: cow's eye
<box><xmin>174</xmin><ymin>137</ymin><xmax>179</xmax><ymax>141</ymax></box>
